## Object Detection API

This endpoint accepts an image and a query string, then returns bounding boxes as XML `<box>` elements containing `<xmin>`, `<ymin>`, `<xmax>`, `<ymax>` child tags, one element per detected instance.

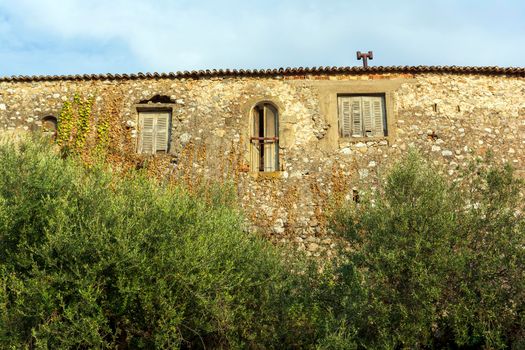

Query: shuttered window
<box><xmin>338</xmin><ymin>96</ymin><xmax>386</xmax><ymax>138</ymax></box>
<box><xmin>138</xmin><ymin>111</ymin><xmax>171</xmax><ymax>154</ymax></box>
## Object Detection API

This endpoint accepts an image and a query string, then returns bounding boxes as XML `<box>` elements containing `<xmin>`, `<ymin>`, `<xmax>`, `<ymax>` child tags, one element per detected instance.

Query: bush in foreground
<box><xmin>331</xmin><ymin>152</ymin><xmax>525</xmax><ymax>349</ymax></box>
<box><xmin>2</xmin><ymin>137</ymin><xmax>522</xmax><ymax>349</ymax></box>
<box><xmin>0</xmin><ymin>137</ymin><xmax>322</xmax><ymax>349</ymax></box>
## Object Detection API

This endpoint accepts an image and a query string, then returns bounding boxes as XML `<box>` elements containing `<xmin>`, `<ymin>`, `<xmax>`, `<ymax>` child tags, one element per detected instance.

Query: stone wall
<box><xmin>1</xmin><ymin>71</ymin><xmax>524</xmax><ymax>256</ymax></box>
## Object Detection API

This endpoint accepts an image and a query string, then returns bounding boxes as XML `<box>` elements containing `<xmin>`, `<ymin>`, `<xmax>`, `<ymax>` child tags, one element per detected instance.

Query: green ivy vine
<box><xmin>56</xmin><ymin>100</ymin><xmax>73</xmax><ymax>147</ymax></box>
<box><xmin>94</xmin><ymin>113</ymin><xmax>110</xmax><ymax>158</ymax></box>
<box><xmin>74</xmin><ymin>94</ymin><xmax>94</xmax><ymax>151</ymax></box>
<box><xmin>56</xmin><ymin>93</ymin><xmax>94</xmax><ymax>155</ymax></box>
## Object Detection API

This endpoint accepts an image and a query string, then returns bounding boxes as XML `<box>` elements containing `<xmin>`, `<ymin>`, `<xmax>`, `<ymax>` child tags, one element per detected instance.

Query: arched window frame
<box><xmin>250</xmin><ymin>102</ymin><xmax>279</xmax><ymax>172</ymax></box>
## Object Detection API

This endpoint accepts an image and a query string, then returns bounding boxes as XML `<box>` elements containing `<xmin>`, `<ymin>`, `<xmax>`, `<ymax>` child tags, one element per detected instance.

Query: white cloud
<box><xmin>0</xmin><ymin>0</ymin><xmax>523</xmax><ymax>74</ymax></box>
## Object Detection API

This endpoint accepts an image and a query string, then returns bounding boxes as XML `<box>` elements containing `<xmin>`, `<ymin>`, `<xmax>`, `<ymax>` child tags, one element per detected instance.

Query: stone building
<box><xmin>1</xmin><ymin>66</ymin><xmax>524</xmax><ymax>255</ymax></box>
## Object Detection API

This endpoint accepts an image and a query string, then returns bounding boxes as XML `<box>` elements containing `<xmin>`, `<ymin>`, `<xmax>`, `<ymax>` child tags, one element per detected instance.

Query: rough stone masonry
<box><xmin>1</xmin><ymin>66</ymin><xmax>524</xmax><ymax>256</ymax></box>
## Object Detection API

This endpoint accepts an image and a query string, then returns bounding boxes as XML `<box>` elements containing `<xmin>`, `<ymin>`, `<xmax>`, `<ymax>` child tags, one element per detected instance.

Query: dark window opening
<box><xmin>257</xmin><ymin>106</ymin><xmax>265</xmax><ymax>171</ymax></box>
<box><xmin>352</xmin><ymin>189</ymin><xmax>360</xmax><ymax>203</ymax></box>
<box><xmin>42</xmin><ymin>116</ymin><xmax>58</xmax><ymax>138</ymax></box>
<box><xmin>138</xmin><ymin>95</ymin><xmax>176</xmax><ymax>104</ymax></box>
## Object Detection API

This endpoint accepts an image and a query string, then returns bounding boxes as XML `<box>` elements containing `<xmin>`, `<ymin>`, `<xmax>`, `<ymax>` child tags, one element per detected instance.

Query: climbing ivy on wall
<box><xmin>55</xmin><ymin>90</ymin><xmax>139</xmax><ymax>169</ymax></box>
<box><xmin>94</xmin><ymin>113</ymin><xmax>110</xmax><ymax>159</ymax></box>
<box><xmin>74</xmin><ymin>94</ymin><xmax>93</xmax><ymax>151</ymax></box>
<box><xmin>56</xmin><ymin>100</ymin><xmax>73</xmax><ymax>147</ymax></box>
<box><xmin>56</xmin><ymin>93</ymin><xmax>94</xmax><ymax>155</ymax></box>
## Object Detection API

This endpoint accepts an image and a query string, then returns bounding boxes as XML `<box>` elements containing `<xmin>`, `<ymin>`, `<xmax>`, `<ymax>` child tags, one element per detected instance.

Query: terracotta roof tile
<box><xmin>0</xmin><ymin>65</ymin><xmax>524</xmax><ymax>82</ymax></box>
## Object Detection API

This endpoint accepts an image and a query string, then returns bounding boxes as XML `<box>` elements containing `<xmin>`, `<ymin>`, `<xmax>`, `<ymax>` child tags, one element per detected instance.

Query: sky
<box><xmin>0</xmin><ymin>0</ymin><xmax>523</xmax><ymax>76</ymax></box>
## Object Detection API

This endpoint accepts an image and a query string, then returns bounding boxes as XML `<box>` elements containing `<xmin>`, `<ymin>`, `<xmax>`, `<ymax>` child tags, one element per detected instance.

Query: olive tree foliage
<box><xmin>1</xmin><ymin>136</ymin><xmax>522</xmax><ymax>349</ymax></box>
<box><xmin>331</xmin><ymin>151</ymin><xmax>525</xmax><ymax>349</ymax></box>
<box><xmin>0</xmin><ymin>136</ymin><xmax>322</xmax><ymax>349</ymax></box>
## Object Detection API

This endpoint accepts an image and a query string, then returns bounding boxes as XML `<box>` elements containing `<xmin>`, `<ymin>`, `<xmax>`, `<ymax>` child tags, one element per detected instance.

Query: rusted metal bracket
<box><xmin>250</xmin><ymin>137</ymin><xmax>279</xmax><ymax>143</ymax></box>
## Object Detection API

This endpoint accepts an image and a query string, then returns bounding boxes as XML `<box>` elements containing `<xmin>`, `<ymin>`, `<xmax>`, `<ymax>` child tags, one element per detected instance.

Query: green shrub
<box><xmin>331</xmin><ymin>151</ymin><xmax>525</xmax><ymax>349</ymax></box>
<box><xmin>6</xmin><ymin>137</ymin><xmax>520</xmax><ymax>349</ymax></box>
<box><xmin>447</xmin><ymin>159</ymin><xmax>525</xmax><ymax>349</ymax></box>
<box><xmin>0</xmin><ymin>136</ymin><xmax>321</xmax><ymax>349</ymax></box>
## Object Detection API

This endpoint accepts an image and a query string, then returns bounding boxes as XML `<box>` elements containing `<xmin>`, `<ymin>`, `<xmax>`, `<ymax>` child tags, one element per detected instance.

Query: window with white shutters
<box><xmin>338</xmin><ymin>95</ymin><xmax>386</xmax><ymax>138</ymax></box>
<box><xmin>250</xmin><ymin>103</ymin><xmax>279</xmax><ymax>172</ymax></box>
<box><xmin>138</xmin><ymin>111</ymin><xmax>171</xmax><ymax>154</ymax></box>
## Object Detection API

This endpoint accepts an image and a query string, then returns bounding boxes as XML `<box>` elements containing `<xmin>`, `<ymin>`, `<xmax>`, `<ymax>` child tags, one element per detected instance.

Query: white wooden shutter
<box><xmin>264</xmin><ymin>105</ymin><xmax>277</xmax><ymax>172</ymax></box>
<box><xmin>371</xmin><ymin>97</ymin><xmax>384</xmax><ymax>136</ymax></box>
<box><xmin>340</xmin><ymin>97</ymin><xmax>352</xmax><ymax>137</ymax></box>
<box><xmin>339</xmin><ymin>96</ymin><xmax>385</xmax><ymax>138</ymax></box>
<box><xmin>251</xmin><ymin>107</ymin><xmax>261</xmax><ymax>171</ymax></box>
<box><xmin>351</xmin><ymin>98</ymin><xmax>363</xmax><ymax>137</ymax></box>
<box><xmin>362</xmin><ymin>97</ymin><xmax>373</xmax><ymax>136</ymax></box>
<box><xmin>140</xmin><ymin>114</ymin><xmax>155</xmax><ymax>154</ymax></box>
<box><xmin>155</xmin><ymin>113</ymin><xmax>169</xmax><ymax>152</ymax></box>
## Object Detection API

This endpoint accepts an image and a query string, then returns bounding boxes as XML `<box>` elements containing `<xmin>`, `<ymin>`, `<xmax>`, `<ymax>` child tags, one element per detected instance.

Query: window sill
<box><xmin>339</xmin><ymin>136</ymin><xmax>389</xmax><ymax>144</ymax></box>
<box><xmin>249</xmin><ymin>171</ymin><xmax>282</xmax><ymax>180</ymax></box>
<box><xmin>137</xmin><ymin>152</ymin><xmax>171</xmax><ymax>156</ymax></box>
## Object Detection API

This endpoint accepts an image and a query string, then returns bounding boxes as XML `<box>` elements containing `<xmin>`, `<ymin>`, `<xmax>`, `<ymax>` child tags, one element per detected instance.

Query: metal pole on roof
<box><xmin>357</xmin><ymin>51</ymin><xmax>373</xmax><ymax>68</ymax></box>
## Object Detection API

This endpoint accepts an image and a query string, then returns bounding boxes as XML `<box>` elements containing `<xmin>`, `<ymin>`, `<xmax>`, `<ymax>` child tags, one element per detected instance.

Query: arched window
<box><xmin>41</xmin><ymin>116</ymin><xmax>58</xmax><ymax>138</ymax></box>
<box><xmin>250</xmin><ymin>102</ymin><xmax>279</xmax><ymax>172</ymax></box>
